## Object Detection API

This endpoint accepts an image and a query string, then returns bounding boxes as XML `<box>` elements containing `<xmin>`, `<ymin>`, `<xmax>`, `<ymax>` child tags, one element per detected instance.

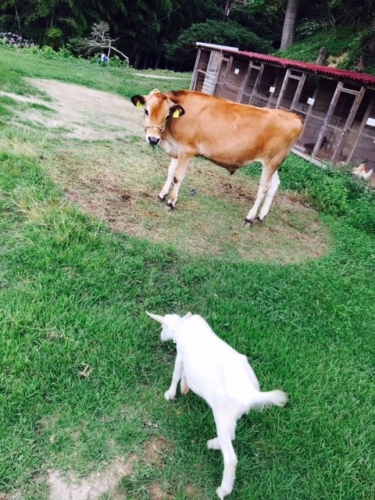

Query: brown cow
<box><xmin>131</xmin><ymin>89</ymin><xmax>303</xmax><ymax>226</ymax></box>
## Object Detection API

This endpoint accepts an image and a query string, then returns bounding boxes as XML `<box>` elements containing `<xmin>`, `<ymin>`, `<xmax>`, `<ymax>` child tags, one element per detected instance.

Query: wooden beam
<box><xmin>238</xmin><ymin>60</ymin><xmax>252</xmax><ymax>103</ymax></box>
<box><xmin>291</xmin><ymin>73</ymin><xmax>307</xmax><ymax>111</ymax></box>
<box><xmin>347</xmin><ymin>95</ymin><xmax>374</xmax><ymax>163</ymax></box>
<box><xmin>276</xmin><ymin>69</ymin><xmax>291</xmax><ymax>108</ymax></box>
<box><xmin>218</xmin><ymin>56</ymin><xmax>233</xmax><ymax>98</ymax></box>
<box><xmin>249</xmin><ymin>63</ymin><xmax>265</xmax><ymax>105</ymax></box>
<box><xmin>312</xmin><ymin>81</ymin><xmax>343</xmax><ymax>157</ymax></box>
<box><xmin>190</xmin><ymin>48</ymin><xmax>202</xmax><ymax>90</ymax></box>
<box><xmin>266</xmin><ymin>68</ymin><xmax>284</xmax><ymax>108</ymax></box>
<box><xmin>332</xmin><ymin>86</ymin><xmax>366</xmax><ymax>163</ymax></box>
<box><xmin>301</xmin><ymin>80</ymin><xmax>321</xmax><ymax>137</ymax></box>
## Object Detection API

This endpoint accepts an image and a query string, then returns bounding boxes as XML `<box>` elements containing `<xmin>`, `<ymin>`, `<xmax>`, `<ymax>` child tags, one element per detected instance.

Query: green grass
<box><xmin>1</xmin><ymin>47</ymin><xmax>375</xmax><ymax>499</ymax></box>
<box><xmin>0</xmin><ymin>44</ymin><xmax>191</xmax><ymax>100</ymax></box>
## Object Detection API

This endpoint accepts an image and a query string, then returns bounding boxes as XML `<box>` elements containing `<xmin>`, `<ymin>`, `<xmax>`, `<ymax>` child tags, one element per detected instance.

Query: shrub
<box><xmin>165</xmin><ymin>20</ymin><xmax>273</xmax><ymax>67</ymax></box>
<box><xmin>279</xmin><ymin>156</ymin><xmax>375</xmax><ymax>234</ymax></box>
<box><xmin>40</xmin><ymin>45</ymin><xmax>57</xmax><ymax>59</ymax></box>
<box><xmin>57</xmin><ymin>47</ymin><xmax>73</xmax><ymax>59</ymax></box>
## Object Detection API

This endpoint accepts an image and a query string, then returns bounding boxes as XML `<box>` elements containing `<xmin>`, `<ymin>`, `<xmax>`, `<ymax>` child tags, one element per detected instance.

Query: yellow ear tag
<box><xmin>136</xmin><ymin>101</ymin><xmax>144</xmax><ymax>109</ymax></box>
<box><xmin>172</xmin><ymin>109</ymin><xmax>180</xmax><ymax>118</ymax></box>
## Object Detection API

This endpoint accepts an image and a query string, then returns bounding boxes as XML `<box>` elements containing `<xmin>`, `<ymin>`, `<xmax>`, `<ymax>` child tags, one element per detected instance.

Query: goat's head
<box><xmin>146</xmin><ymin>311</ymin><xmax>192</xmax><ymax>342</ymax></box>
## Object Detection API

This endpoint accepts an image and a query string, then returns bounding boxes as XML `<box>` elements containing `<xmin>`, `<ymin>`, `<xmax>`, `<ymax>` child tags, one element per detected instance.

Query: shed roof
<box><xmin>196</xmin><ymin>43</ymin><xmax>375</xmax><ymax>85</ymax></box>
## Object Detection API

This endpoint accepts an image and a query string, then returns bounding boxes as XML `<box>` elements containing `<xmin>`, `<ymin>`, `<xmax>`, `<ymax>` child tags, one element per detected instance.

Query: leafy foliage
<box><xmin>1</xmin><ymin>0</ymin><xmax>375</xmax><ymax>71</ymax></box>
<box><xmin>275</xmin><ymin>25</ymin><xmax>359</xmax><ymax>64</ymax></box>
<box><xmin>166</xmin><ymin>19</ymin><xmax>273</xmax><ymax>65</ymax></box>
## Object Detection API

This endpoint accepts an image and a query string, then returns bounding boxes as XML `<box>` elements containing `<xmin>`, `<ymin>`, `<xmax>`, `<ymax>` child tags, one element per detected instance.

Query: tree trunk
<box><xmin>280</xmin><ymin>0</ymin><xmax>300</xmax><ymax>50</ymax></box>
<box><xmin>14</xmin><ymin>3</ymin><xmax>21</xmax><ymax>33</ymax></box>
<box><xmin>155</xmin><ymin>52</ymin><xmax>161</xmax><ymax>69</ymax></box>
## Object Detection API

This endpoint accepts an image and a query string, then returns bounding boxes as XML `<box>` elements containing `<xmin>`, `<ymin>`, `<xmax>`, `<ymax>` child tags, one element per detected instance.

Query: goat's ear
<box><xmin>146</xmin><ymin>311</ymin><xmax>165</xmax><ymax>324</ymax></box>
<box><xmin>131</xmin><ymin>95</ymin><xmax>145</xmax><ymax>109</ymax></box>
<box><xmin>184</xmin><ymin>312</ymin><xmax>192</xmax><ymax>319</ymax></box>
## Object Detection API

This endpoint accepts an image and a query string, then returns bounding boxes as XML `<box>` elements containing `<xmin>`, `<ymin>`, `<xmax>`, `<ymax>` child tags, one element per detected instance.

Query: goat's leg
<box><xmin>158</xmin><ymin>157</ymin><xmax>178</xmax><ymax>201</ymax></box>
<box><xmin>212</xmin><ymin>411</ymin><xmax>238</xmax><ymax>499</ymax></box>
<box><xmin>180</xmin><ymin>372</ymin><xmax>190</xmax><ymax>394</ymax></box>
<box><xmin>166</xmin><ymin>152</ymin><xmax>192</xmax><ymax>209</ymax></box>
<box><xmin>164</xmin><ymin>353</ymin><xmax>183</xmax><ymax>400</ymax></box>
<box><xmin>207</xmin><ymin>425</ymin><xmax>236</xmax><ymax>450</ymax></box>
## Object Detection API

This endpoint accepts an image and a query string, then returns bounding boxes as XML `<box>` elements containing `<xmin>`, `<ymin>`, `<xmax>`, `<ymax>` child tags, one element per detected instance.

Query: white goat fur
<box><xmin>147</xmin><ymin>311</ymin><xmax>288</xmax><ymax>499</ymax></box>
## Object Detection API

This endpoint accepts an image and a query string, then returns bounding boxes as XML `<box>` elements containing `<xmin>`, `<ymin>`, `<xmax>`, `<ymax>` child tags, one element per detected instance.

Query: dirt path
<box><xmin>23</xmin><ymin>78</ymin><xmax>143</xmax><ymax>140</ymax></box>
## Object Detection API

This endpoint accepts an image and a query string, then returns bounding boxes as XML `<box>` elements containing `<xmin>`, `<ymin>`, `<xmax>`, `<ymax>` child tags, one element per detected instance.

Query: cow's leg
<box><xmin>158</xmin><ymin>157</ymin><xmax>178</xmax><ymax>201</ymax></box>
<box><xmin>258</xmin><ymin>170</ymin><xmax>280</xmax><ymax>221</ymax></box>
<box><xmin>166</xmin><ymin>153</ymin><xmax>192</xmax><ymax>209</ymax></box>
<box><xmin>243</xmin><ymin>160</ymin><xmax>281</xmax><ymax>226</ymax></box>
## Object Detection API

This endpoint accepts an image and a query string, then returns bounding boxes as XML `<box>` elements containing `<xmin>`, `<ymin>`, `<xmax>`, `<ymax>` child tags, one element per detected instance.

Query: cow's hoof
<box><xmin>243</xmin><ymin>218</ymin><xmax>253</xmax><ymax>227</ymax></box>
<box><xmin>158</xmin><ymin>194</ymin><xmax>166</xmax><ymax>202</ymax></box>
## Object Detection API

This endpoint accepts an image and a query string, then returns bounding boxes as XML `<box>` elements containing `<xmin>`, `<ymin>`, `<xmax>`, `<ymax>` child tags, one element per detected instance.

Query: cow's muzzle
<box><xmin>148</xmin><ymin>136</ymin><xmax>160</xmax><ymax>146</ymax></box>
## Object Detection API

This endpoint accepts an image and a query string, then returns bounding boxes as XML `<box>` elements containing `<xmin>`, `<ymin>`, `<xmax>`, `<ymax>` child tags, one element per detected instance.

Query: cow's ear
<box><xmin>131</xmin><ymin>95</ymin><xmax>145</xmax><ymax>109</ymax></box>
<box><xmin>170</xmin><ymin>105</ymin><xmax>185</xmax><ymax>118</ymax></box>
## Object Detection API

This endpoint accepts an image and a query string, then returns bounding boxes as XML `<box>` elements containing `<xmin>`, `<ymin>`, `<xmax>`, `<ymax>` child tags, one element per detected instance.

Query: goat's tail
<box><xmin>253</xmin><ymin>389</ymin><xmax>288</xmax><ymax>410</ymax></box>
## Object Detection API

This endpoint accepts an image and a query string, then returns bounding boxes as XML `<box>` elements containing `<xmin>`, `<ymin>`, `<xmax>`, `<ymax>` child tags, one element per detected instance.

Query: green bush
<box><xmin>166</xmin><ymin>20</ymin><xmax>272</xmax><ymax>66</ymax></box>
<box><xmin>279</xmin><ymin>156</ymin><xmax>375</xmax><ymax>233</ymax></box>
<box><xmin>57</xmin><ymin>47</ymin><xmax>73</xmax><ymax>59</ymax></box>
<box><xmin>109</xmin><ymin>55</ymin><xmax>124</xmax><ymax>67</ymax></box>
<box><xmin>40</xmin><ymin>45</ymin><xmax>57</xmax><ymax>59</ymax></box>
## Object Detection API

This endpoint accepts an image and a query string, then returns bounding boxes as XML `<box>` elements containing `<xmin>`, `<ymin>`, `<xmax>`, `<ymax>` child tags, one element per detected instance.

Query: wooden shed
<box><xmin>190</xmin><ymin>42</ymin><xmax>375</xmax><ymax>172</ymax></box>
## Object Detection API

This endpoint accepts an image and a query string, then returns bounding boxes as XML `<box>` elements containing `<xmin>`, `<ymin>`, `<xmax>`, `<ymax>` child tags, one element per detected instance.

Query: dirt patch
<box><xmin>13</xmin><ymin>79</ymin><xmax>143</xmax><ymax>140</ymax></box>
<box><xmin>47</xmin><ymin>455</ymin><xmax>136</xmax><ymax>500</ymax></box>
<box><xmin>6</xmin><ymin>78</ymin><xmax>332</xmax><ymax>264</ymax></box>
<box><xmin>47</xmin><ymin>139</ymin><xmax>330</xmax><ymax>263</ymax></box>
<box><xmin>143</xmin><ymin>437</ymin><xmax>173</xmax><ymax>468</ymax></box>
<box><xmin>148</xmin><ymin>483</ymin><xmax>174</xmax><ymax>500</ymax></box>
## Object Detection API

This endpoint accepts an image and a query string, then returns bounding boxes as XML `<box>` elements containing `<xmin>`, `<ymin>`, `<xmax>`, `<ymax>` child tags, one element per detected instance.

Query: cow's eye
<box><xmin>145</xmin><ymin>109</ymin><xmax>149</xmax><ymax>116</ymax></box>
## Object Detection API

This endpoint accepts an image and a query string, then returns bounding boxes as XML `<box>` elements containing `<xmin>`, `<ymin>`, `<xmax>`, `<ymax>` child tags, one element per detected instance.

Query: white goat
<box><xmin>147</xmin><ymin>311</ymin><xmax>288</xmax><ymax>499</ymax></box>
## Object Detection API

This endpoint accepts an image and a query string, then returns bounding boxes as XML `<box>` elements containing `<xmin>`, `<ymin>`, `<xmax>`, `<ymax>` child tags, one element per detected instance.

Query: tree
<box><xmin>80</xmin><ymin>21</ymin><xmax>129</xmax><ymax>62</ymax></box>
<box><xmin>279</xmin><ymin>0</ymin><xmax>300</xmax><ymax>50</ymax></box>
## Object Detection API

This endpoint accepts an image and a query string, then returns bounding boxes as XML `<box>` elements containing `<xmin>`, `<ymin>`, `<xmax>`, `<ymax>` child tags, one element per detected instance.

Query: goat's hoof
<box><xmin>166</xmin><ymin>201</ymin><xmax>175</xmax><ymax>211</ymax></box>
<box><xmin>216</xmin><ymin>486</ymin><xmax>230</xmax><ymax>500</ymax></box>
<box><xmin>243</xmin><ymin>218</ymin><xmax>253</xmax><ymax>227</ymax></box>
<box><xmin>158</xmin><ymin>194</ymin><xmax>166</xmax><ymax>202</ymax></box>
<box><xmin>164</xmin><ymin>390</ymin><xmax>175</xmax><ymax>401</ymax></box>
<box><xmin>256</xmin><ymin>216</ymin><xmax>263</xmax><ymax>223</ymax></box>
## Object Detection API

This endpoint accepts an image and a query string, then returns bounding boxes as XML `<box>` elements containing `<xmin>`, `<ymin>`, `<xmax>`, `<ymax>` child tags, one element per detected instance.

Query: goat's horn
<box><xmin>146</xmin><ymin>311</ymin><xmax>165</xmax><ymax>323</ymax></box>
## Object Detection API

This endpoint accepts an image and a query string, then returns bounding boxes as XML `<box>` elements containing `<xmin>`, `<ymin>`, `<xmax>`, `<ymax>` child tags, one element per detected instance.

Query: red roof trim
<box><xmin>226</xmin><ymin>50</ymin><xmax>375</xmax><ymax>85</ymax></box>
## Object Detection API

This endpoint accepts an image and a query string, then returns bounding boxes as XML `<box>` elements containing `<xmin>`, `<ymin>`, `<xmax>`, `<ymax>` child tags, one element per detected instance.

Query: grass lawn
<box><xmin>1</xmin><ymin>46</ymin><xmax>375</xmax><ymax>499</ymax></box>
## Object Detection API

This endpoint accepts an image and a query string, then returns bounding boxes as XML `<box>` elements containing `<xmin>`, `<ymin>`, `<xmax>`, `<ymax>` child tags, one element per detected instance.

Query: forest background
<box><xmin>1</xmin><ymin>0</ymin><xmax>375</xmax><ymax>74</ymax></box>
